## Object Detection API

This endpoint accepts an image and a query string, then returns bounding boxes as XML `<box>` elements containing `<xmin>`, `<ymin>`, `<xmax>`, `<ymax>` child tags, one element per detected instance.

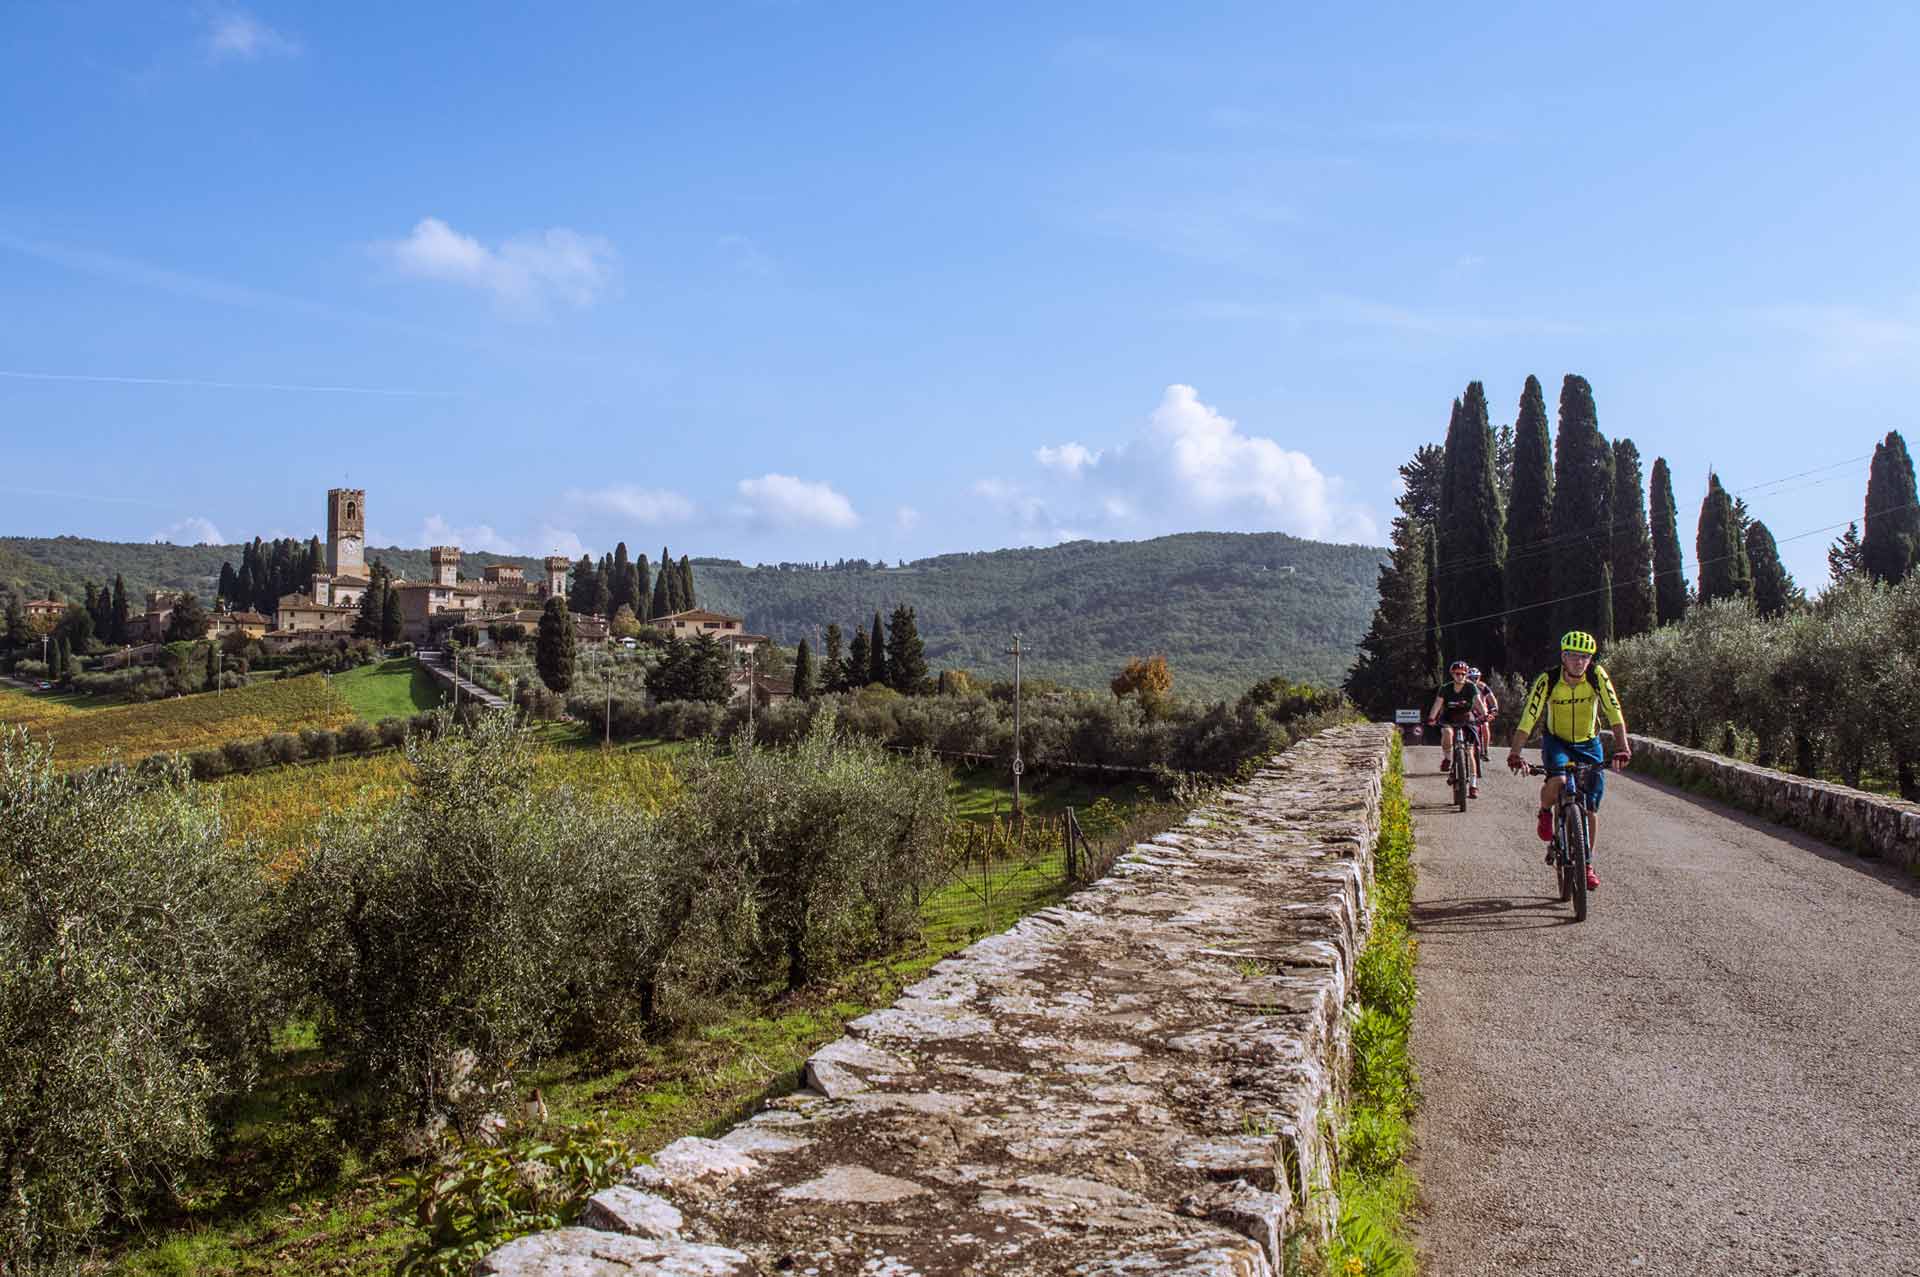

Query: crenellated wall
<box><xmin>477</xmin><ymin>722</ymin><xmax>1398</xmax><ymax>1277</ymax></box>
<box><xmin>1627</xmin><ymin>733</ymin><xmax>1920</xmax><ymax>874</ymax></box>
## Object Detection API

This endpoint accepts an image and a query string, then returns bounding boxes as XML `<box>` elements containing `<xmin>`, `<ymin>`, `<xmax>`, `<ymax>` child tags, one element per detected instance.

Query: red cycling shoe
<box><xmin>1536</xmin><ymin>809</ymin><xmax>1553</xmax><ymax>842</ymax></box>
<box><xmin>1585</xmin><ymin>866</ymin><xmax>1600</xmax><ymax>891</ymax></box>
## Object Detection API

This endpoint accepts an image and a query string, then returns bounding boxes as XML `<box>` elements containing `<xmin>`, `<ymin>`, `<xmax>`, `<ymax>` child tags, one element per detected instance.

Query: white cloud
<box><xmin>1751</xmin><ymin>303</ymin><xmax>1920</xmax><ymax>367</ymax></box>
<box><xmin>1020</xmin><ymin>384</ymin><xmax>1377</xmax><ymax>542</ymax></box>
<box><xmin>419</xmin><ymin>514</ymin><xmax>519</xmax><ymax>555</ymax></box>
<box><xmin>563</xmin><ymin>484</ymin><xmax>696</xmax><ymax>524</ymax></box>
<box><xmin>895</xmin><ymin>505</ymin><xmax>922</xmax><ymax>531</ymax></box>
<box><xmin>204</xmin><ymin>9</ymin><xmax>300</xmax><ymax>62</ymax></box>
<box><xmin>734</xmin><ymin>474</ymin><xmax>859</xmax><ymax>529</ymax></box>
<box><xmin>152</xmin><ymin>516</ymin><xmax>225</xmax><ymax>545</ymax></box>
<box><xmin>377</xmin><ymin>217</ymin><xmax>618</xmax><ymax>314</ymax></box>
<box><xmin>1035</xmin><ymin>442</ymin><xmax>1102</xmax><ymax>476</ymax></box>
<box><xmin>535</xmin><ymin>526</ymin><xmax>586</xmax><ymax>559</ymax></box>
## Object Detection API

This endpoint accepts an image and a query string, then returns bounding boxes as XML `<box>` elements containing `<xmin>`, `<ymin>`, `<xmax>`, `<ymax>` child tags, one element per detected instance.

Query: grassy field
<box><xmin>945</xmin><ymin>763</ymin><xmax>1164</xmax><ymax>823</ymax></box>
<box><xmin>329</xmin><ymin>657</ymin><xmax>443</xmax><ymax>722</ymax></box>
<box><xmin>0</xmin><ymin>676</ymin><xmax>357</xmax><ymax>770</ymax></box>
<box><xmin>218</xmin><ymin>746</ymin><xmax>681</xmax><ymax>874</ymax></box>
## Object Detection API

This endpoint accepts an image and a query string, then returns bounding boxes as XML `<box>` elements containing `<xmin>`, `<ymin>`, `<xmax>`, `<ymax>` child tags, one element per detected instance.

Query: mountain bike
<box><xmin>1447</xmin><ymin>722</ymin><xmax>1476</xmax><ymax>811</ymax></box>
<box><xmin>1526</xmin><ymin>762</ymin><xmax>1601</xmax><ymax>922</ymax></box>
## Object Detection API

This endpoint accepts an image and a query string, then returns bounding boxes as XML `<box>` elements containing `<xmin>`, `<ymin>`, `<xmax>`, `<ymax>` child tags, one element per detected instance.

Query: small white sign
<box><xmin>1011</xmin><ymin>757</ymin><xmax>1024</xmax><ymax>776</ymax></box>
<box><xmin>1393</xmin><ymin>709</ymin><xmax>1422</xmax><ymax>725</ymax></box>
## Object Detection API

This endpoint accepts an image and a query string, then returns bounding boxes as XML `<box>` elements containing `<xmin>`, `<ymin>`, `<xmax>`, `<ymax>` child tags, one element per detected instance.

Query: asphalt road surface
<box><xmin>1406</xmin><ymin>743</ymin><xmax>1920</xmax><ymax>1276</ymax></box>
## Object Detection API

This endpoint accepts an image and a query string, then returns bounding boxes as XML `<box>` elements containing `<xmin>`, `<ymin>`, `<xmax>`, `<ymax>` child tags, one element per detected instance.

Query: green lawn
<box><xmin>330</xmin><ymin>658</ymin><xmax>442</xmax><ymax>722</ymax></box>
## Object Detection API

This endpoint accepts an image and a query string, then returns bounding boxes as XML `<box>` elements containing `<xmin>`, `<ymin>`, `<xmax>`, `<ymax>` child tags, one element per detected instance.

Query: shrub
<box><xmin>676</xmin><ymin>713</ymin><xmax>949</xmax><ymax>991</ymax></box>
<box><xmin>265</xmin><ymin>732</ymin><xmax>305</xmax><ymax>767</ymax></box>
<box><xmin>223</xmin><ymin>737</ymin><xmax>268</xmax><ymax>773</ymax></box>
<box><xmin>377</xmin><ymin>716</ymin><xmax>410</xmax><ymax>749</ymax></box>
<box><xmin>188</xmin><ymin>748</ymin><xmax>230</xmax><ymax>780</ymax></box>
<box><xmin>338</xmin><ymin>721</ymin><xmax>378</xmax><ymax>754</ymax></box>
<box><xmin>300</xmin><ymin>727</ymin><xmax>339</xmax><ymax>762</ymax></box>
<box><xmin>0</xmin><ymin>732</ymin><xmax>277</xmax><ymax>1268</ymax></box>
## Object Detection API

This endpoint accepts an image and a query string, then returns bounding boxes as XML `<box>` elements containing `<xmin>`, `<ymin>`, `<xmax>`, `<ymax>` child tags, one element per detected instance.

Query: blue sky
<box><xmin>3</xmin><ymin>2</ymin><xmax>1916</xmax><ymax>590</ymax></box>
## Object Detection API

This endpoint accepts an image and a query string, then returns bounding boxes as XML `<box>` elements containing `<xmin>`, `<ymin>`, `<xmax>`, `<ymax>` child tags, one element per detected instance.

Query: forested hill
<box><xmin>694</xmin><ymin>533</ymin><xmax>1383</xmax><ymax>697</ymax></box>
<box><xmin>0</xmin><ymin>531</ymin><xmax>1384</xmax><ymax>698</ymax></box>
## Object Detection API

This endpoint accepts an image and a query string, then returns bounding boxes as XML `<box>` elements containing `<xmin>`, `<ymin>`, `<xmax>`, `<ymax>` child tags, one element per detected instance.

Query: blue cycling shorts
<box><xmin>1540</xmin><ymin>733</ymin><xmax>1607</xmax><ymax>808</ymax></box>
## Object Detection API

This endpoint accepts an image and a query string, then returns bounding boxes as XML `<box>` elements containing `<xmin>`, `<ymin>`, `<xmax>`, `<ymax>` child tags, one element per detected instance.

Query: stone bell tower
<box><xmin>327</xmin><ymin>488</ymin><xmax>367</xmax><ymax>580</ymax></box>
<box><xmin>543</xmin><ymin>555</ymin><xmax>571</xmax><ymax>600</ymax></box>
<box><xmin>430</xmin><ymin>545</ymin><xmax>461</xmax><ymax>587</ymax></box>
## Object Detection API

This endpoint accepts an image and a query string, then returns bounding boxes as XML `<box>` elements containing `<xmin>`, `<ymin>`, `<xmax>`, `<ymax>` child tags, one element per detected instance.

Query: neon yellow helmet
<box><xmin>1560</xmin><ymin>630</ymin><xmax>1598</xmax><ymax>655</ymax></box>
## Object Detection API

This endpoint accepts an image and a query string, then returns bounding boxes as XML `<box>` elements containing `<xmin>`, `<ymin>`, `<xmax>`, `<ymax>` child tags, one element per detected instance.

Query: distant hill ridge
<box><xmin>0</xmin><ymin>531</ymin><xmax>1384</xmax><ymax>698</ymax></box>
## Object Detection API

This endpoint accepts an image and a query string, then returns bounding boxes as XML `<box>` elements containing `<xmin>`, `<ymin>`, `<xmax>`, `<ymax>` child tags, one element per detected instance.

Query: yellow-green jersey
<box><xmin>1515</xmin><ymin>663</ymin><xmax>1625</xmax><ymax>743</ymax></box>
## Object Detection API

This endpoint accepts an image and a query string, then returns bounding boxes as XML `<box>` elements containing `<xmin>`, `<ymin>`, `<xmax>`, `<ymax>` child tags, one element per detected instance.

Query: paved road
<box><xmin>1406</xmin><ymin>743</ymin><xmax>1920</xmax><ymax>1276</ymax></box>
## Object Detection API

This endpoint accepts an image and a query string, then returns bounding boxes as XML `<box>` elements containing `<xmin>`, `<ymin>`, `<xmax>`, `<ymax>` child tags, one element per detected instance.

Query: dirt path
<box><xmin>1406</xmin><ymin>743</ymin><xmax>1920</xmax><ymax>1275</ymax></box>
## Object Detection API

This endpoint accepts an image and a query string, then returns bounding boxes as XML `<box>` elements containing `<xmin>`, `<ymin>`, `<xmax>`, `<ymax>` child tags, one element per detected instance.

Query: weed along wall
<box><xmin>1626</xmin><ymin>733</ymin><xmax>1920</xmax><ymax>873</ymax></box>
<box><xmin>478</xmin><ymin>721</ymin><xmax>1397</xmax><ymax>1277</ymax></box>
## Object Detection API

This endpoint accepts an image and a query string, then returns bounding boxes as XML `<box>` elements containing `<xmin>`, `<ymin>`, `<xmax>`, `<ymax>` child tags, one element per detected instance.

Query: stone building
<box><xmin>265</xmin><ymin>488</ymin><xmax>603</xmax><ymax>649</ymax></box>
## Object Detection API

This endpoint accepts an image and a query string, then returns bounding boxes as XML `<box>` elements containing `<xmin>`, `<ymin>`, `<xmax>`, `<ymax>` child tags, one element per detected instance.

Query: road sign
<box><xmin>1394</xmin><ymin>709</ymin><xmax>1422</xmax><ymax>725</ymax></box>
<box><xmin>1011</xmin><ymin>757</ymin><xmax>1024</xmax><ymax>776</ymax></box>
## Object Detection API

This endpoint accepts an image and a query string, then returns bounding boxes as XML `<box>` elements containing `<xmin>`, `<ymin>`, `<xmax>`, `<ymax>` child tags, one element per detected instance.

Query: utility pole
<box><xmin>744</xmin><ymin>643</ymin><xmax>755</xmax><ymax>740</ymax></box>
<box><xmin>603</xmin><ymin>637</ymin><xmax>612</xmax><ymax>749</ymax></box>
<box><xmin>1007</xmin><ymin>633</ymin><xmax>1024</xmax><ymax>825</ymax></box>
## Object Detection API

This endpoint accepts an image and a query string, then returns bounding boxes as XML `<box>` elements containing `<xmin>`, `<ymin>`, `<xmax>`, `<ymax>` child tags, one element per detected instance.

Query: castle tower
<box><xmin>543</xmin><ymin>556</ymin><xmax>571</xmax><ymax>600</ymax></box>
<box><xmin>430</xmin><ymin>545</ymin><xmax>461</xmax><ymax>588</ymax></box>
<box><xmin>327</xmin><ymin>488</ymin><xmax>366</xmax><ymax>580</ymax></box>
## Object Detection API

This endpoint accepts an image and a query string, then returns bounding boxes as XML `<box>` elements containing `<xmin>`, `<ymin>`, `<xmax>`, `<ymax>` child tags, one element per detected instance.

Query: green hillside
<box><xmin>1</xmin><ymin>532</ymin><xmax>1384</xmax><ymax>699</ymax></box>
<box><xmin>693</xmin><ymin>532</ymin><xmax>1384</xmax><ymax>697</ymax></box>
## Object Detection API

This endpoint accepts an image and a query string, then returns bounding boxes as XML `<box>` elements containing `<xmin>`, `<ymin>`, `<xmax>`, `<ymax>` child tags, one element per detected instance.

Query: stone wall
<box><xmin>478</xmin><ymin>722</ymin><xmax>1397</xmax><ymax>1277</ymax></box>
<box><xmin>1627</xmin><ymin>733</ymin><xmax>1920</xmax><ymax>873</ymax></box>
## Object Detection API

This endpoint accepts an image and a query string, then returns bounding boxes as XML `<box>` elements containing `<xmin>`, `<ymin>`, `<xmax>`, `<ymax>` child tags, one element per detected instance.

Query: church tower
<box><xmin>327</xmin><ymin>488</ymin><xmax>366</xmax><ymax>580</ymax></box>
<box><xmin>543</xmin><ymin>556</ymin><xmax>571</xmax><ymax>600</ymax></box>
<box><xmin>430</xmin><ymin>545</ymin><xmax>461</xmax><ymax>587</ymax></box>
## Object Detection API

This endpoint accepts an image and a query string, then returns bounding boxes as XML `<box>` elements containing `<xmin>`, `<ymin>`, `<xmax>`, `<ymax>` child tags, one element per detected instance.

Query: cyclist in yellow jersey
<box><xmin>1506</xmin><ymin>630</ymin><xmax>1631</xmax><ymax>890</ymax></box>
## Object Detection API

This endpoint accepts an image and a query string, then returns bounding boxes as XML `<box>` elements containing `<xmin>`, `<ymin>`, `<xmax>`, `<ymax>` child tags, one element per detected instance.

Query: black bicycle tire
<box><xmin>1565</xmin><ymin>799</ymin><xmax>1589</xmax><ymax>922</ymax></box>
<box><xmin>1454</xmin><ymin>740</ymin><xmax>1468</xmax><ymax>811</ymax></box>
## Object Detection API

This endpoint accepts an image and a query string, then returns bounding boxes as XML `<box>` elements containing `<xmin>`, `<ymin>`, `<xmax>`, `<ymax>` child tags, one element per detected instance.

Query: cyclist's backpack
<box><xmin>1536</xmin><ymin>663</ymin><xmax>1604</xmax><ymax>698</ymax></box>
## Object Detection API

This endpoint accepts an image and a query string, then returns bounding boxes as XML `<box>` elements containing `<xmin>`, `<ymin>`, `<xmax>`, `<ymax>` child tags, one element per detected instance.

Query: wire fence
<box><xmin>919</xmin><ymin>801</ymin><xmax>1176</xmax><ymax>945</ymax></box>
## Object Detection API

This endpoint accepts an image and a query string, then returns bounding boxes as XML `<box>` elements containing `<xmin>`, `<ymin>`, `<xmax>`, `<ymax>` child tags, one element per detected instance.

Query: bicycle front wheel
<box><xmin>1564</xmin><ymin>802</ymin><xmax>1590</xmax><ymax>923</ymax></box>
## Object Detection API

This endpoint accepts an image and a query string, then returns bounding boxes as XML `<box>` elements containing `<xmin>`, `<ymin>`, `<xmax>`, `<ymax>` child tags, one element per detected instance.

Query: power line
<box><xmin>1381</xmin><ymin>497</ymin><xmax>1920</xmax><ymax>650</ymax></box>
<box><xmin>1420</xmin><ymin>452</ymin><xmax>1877</xmax><ymax>587</ymax></box>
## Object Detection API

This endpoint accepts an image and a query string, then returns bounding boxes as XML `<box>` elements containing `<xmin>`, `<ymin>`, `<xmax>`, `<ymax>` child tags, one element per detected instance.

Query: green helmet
<box><xmin>1560</xmin><ymin>630</ymin><xmax>1598</xmax><ymax>655</ymax></box>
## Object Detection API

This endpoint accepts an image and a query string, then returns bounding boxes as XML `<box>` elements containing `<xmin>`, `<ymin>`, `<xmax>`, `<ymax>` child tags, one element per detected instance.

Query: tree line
<box><xmin>1345</xmin><ymin>373</ymin><xmax>1920</xmax><ymax>712</ymax></box>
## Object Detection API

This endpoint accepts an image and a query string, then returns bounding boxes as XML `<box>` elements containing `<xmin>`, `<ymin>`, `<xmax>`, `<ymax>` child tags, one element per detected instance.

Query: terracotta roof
<box><xmin>225</xmin><ymin>611</ymin><xmax>270</xmax><ymax>623</ymax></box>
<box><xmin>656</xmin><ymin>608</ymin><xmax>744</xmax><ymax>624</ymax></box>
<box><xmin>717</xmin><ymin>632</ymin><xmax>769</xmax><ymax>644</ymax></box>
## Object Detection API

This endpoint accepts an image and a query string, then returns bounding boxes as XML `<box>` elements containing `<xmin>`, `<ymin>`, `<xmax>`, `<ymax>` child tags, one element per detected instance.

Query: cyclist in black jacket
<box><xmin>1426</xmin><ymin>659</ymin><xmax>1484</xmax><ymax>799</ymax></box>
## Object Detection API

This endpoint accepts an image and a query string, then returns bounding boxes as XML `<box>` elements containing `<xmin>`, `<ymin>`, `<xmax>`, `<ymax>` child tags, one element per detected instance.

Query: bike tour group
<box><xmin>1424</xmin><ymin>631</ymin><xmax>1631</xmax><ymax>900</ymax></box>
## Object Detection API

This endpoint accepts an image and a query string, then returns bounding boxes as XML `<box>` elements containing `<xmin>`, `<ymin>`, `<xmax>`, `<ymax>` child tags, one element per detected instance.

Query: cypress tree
<box><xmin>846</xmin><ymin>625</ymin><xmax>870</xmax><ymax>688</ymax></box>
<box><xmin>1862</xmin><ymin>430</ymin><xmax>1920</xmax><ymax>584</ymax></box>
<box><xmin>1548</xmin><ymin>375</ymin><xmax>1614</xmax><ymax>645</ymax></box>
<box><xmin>164</xmin><ymin>593</ymin><xmax>208</xmax><ymax>643</ymax></box>
<box><xmin>1344</xmin><ymin>516</ymin><xmax>1433</xmax><ymax>717</ymax></box>
<box><xmin>1436</xmin><ymin>382</ymin><xmax>1506</xmax><ymax>669</ymax></box>
<box><xmin>679</xmin><ymin>556</ymin><xmax>695</xmax><ymax>610</ymax></box>
<box><xmin>56</xmin><ymin>635</ymin><xmax>71</xmax><ymax>678</ymax></box>
<box><xmin>868</xmin><ymin>611</ymin><xmax>887</xmax><ymax>687</ymax></box>
<box><xmin>886</xmin><ymin>604</ymin><xmax>928</xmax><ymax>693</ymax></box>
<box><xmin>1695</xmin><ymin>472</ymin><xmax>1752</xmax><ymax>605</ymax></box>
<box><xmin>217</xmin><ymin>563</ymin><xmax>237</xmax><ymax>609</ymax></box>
<box><xmin>536</xmin><ymin>596</ymin><xmax>576</xmax><ymax>693</ymax></box>
<box><xmin>306</xmin><ymin>536</ymin><xmax>325</xmax><ymax>581</ymax></box>
<box><xmin>1494</xmin><ymin>421</ymin><xmax>1516</xmax><ymax>504</ymax></box>
<box><xmin>793</xmin><ymin>637</ymin><xmax>814</xmax><ymax>700</ymax></box>
<box><xmin>1397</xmin><ymin>443</ymin><xmax>1444</xmax><ymax>682</ymax></box>
<box><xmin>634</xmin><ymin>554</ymin><xmax>652</xmax><ymax>620</ymax></box>
<box><xmin>381</xmin><ymin>586</ymin><xmax>404</xmax><ymax>643</ymax></box>
<box><xmin>1650</xmin><ymin>457</ymin><xmax>1688</xmax><ymax>625</ymax></box>
<box><xmin>1746</xmin><ymin>520</ymin><xmax>1798</xmax><ymax>618</ymax></box>
<box><xmin>1609</xmin><ymin>439</ymin><xmax>1657</xmax><ymax>640</ymax></box>
<box><xmin>111</xmin><ymin>576</ymin><xmax>129</xmax><ymax>644</ymax></box>
<box><xmin>823</xmin><ymin>622</ymin><xmax>845</xmax><ymax>692</ymax></box>
<box><xmin>611</xmin><ymin>543</ymin><xmax>631</xmax><ymax>613</ymax></box>
<box><xmin>1502</xmin><ymin>375</ymin><xmax>1556</xmax><ymax>672</ymax></box>
<box><xmin>1827</xmin><ymin>522</ymin><xmax>1864</xmax><ymax>586</ymax></box>
<box><xmin>652</xmin><ymin>546</ymin><xmax>675</xmax><ymax>616</ymax></box>
<box><xmin>205</xmin><ymin>642</ymin><xmax>218</xmax><ymax>690</ymax></box>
